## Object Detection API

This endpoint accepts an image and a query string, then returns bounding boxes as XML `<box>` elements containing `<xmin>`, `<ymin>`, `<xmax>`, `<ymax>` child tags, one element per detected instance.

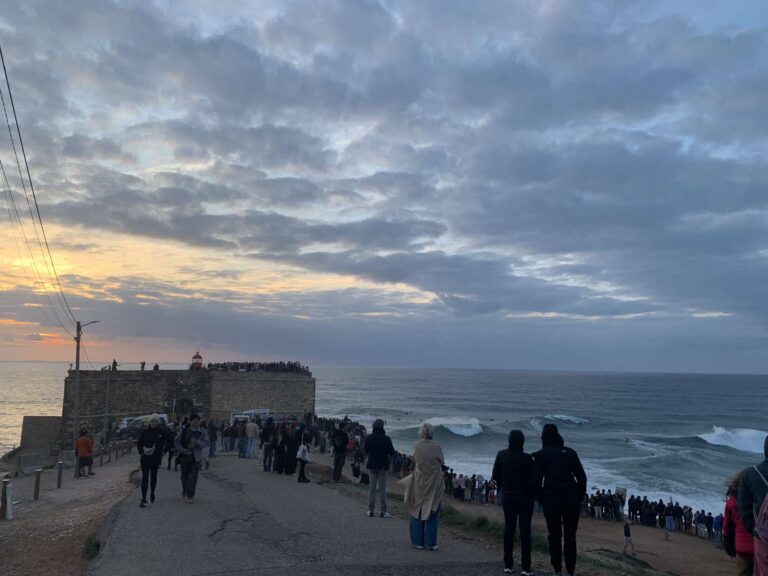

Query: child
<box><xmin>623</xmin><ymin>522</ymin><xmax>636</xmax><ymax>555</ymax></box>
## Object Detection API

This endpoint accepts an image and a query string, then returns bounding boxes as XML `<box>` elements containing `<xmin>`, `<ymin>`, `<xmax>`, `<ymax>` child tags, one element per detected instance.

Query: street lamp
<box><xmin>71</xmin><ymin>320</ymin><xmax>100</xmax><ymax>451</ymax></box>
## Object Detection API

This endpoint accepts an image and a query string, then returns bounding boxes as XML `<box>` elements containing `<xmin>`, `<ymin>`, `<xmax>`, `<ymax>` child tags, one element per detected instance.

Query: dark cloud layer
<box><xmin>1</xmin><ymin>0</ymin><xmax>767</xmax><ymax>370</ymax></box>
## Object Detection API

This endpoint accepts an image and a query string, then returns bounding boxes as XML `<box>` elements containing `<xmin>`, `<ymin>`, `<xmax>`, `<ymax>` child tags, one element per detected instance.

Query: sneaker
<box><xmin>367</xmin><ymin>510</ymin><xmax>374</xmax><ymax>517</ymax></box>
<box><xmin>521</xmin><ymin>571</ymin><xmax>534</xmax><ymax>576</ymax></box>
<box><xmin>429</xmin><ymin>545</ymin><xmax>439</xmax><ymax>551</ymax></box>
<box><xmin>139</xmin><ymin>499</ymin><xmax>147</xmax><ymax>508</ymax></box>
<box><xmin>415</xmin><ymin>546</ymin><xmax>424</xmax><ymax>550</ymax></box>
<box><xmin>381</xmin><ymin>511</ymin><xmax>392</xmax><ymax>518</ymax></box>
<box><xmin>504</xmin><ymin>569</ymin><xmax>513</xmax><ymax>574</ymax></box>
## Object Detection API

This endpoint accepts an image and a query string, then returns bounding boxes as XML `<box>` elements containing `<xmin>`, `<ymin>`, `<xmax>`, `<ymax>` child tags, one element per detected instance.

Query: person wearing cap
<box><xmin>533</xmin><ymin>423</ymin><xmax>587</xmax><ymax>576</ymax></box>
<box><xmin>364</xmin><ymin>418</ymin><xmax>396</xmax><ymax>518</ymax></box>
<box><xmin>174</xmin><ymin>413</ymin><xmax>210</xmax><ymax>503</ymax></box>
<box><xmin>137</xmin><ymin>414</ymin><xmax>166</xmax><ymax>507</ymax></box>
<box><xmin>493</xmin><ymin>429</ymin><xmax>536</xmax><ymax>576</ymax></box>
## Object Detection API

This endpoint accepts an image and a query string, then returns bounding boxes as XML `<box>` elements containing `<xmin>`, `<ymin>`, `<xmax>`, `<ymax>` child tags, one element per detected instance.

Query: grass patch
<box><xmin>82</xmin><ymin>534</ymin><xmax>101</xmax><ymax>560</ymax></box>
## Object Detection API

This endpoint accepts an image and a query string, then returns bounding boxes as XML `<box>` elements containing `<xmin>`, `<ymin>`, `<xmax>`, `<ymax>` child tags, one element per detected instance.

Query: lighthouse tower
<box><xmin>191</xmin><ymin>350</ymin><xmax>203</xmax><ymax>370</ymax></box>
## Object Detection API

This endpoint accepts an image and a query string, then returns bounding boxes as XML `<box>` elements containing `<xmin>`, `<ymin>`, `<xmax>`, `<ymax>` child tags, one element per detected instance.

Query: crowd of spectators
<box><xmin>205</xmin><ymin>360</ymin><xmax>310</xmax><ymax>373</ymax></box>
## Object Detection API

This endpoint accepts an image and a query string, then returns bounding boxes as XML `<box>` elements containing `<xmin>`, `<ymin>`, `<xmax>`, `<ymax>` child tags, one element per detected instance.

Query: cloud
<box><xmin>0</xmin><ymin>0</ymin><xmax>767</xmax><ymax>370</ymax></box>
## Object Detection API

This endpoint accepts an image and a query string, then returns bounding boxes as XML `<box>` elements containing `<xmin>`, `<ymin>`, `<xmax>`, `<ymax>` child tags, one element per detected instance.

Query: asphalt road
<box><xmin>88</xmin><ymin>455</ymin><xmax>507</xmax><ymax>576</ymax></box>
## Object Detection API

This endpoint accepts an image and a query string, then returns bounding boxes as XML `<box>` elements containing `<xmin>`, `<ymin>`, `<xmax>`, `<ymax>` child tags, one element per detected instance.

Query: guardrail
<box><xmin>0</xmin><ymin>439</ymin><xmax>134</xmax><ymax>521</ymax></box>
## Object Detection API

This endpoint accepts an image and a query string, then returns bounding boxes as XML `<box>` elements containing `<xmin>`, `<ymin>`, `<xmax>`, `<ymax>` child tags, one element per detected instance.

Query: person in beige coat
<box><xmin>403</xmin><ymin>422</ymin><xmax>445</xmax><ymax>550</ymax></box>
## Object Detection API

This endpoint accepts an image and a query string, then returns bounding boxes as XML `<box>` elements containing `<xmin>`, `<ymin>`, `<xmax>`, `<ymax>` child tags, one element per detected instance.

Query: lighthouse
<box><xmin>191</xmin><ymin>350</ymin><xmax>203</xmax><ymax>370</ymax></box>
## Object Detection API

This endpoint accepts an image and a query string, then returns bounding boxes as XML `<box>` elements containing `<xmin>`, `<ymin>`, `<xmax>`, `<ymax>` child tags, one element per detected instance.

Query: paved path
<box><xmin>89</xmin><ymin>456</ymin><xmax>504</xmax><ymax>576</ymax></box>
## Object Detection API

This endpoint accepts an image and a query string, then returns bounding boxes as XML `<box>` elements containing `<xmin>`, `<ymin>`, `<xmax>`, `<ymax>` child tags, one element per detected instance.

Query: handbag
<box><xmin>142</xmin><ymin>444</ymin><xmax>156</xmax><ymax>456</ymax></box>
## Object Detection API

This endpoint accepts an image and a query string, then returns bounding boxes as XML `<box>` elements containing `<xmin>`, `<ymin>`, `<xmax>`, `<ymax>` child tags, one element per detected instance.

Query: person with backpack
<box><xmin>174</xmin><ymin>413</ymin><xmax>209</xmax><ymax>503</ymax></box>
<box><xmin>738</xmin><ymin>435</ymin><xmax>768</xmax><ymax>575</ymax></box>
<box><xmin>331</xmin><ymin>422</ymin><xmax>349</xmax><ymax>482</ymax></box>
<box><xmin>533</xmin><ymin>424</ymin><xmax>587</xmax><ymax>576</ymax></box>
<box><xmin>364</xmin><ymin>418</ymin><xmax>396</xmax><ymax>518</ymax></box>
<box><xmin>492</xmin><ymin>429</ymin><xmax>536</xmax><ymax>576</ymax></box>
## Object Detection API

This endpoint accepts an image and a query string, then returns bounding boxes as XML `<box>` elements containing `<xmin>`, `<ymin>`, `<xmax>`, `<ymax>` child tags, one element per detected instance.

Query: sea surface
<box><xmin>2</xmin><ymin>362</ymin><xmax>766</xmax><ymax>514</ymax></box>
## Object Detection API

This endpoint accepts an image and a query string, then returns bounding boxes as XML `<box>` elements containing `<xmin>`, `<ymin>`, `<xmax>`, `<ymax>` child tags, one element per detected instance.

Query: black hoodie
<box><xmin>492</xmin><ymin>429</ymin><xmax>536</xmax><ymax>499</ymax></box>
<box><xmin>532</xmin><ymin>424</ymin><xmax>587</xmax><ymax>502</ymax></box>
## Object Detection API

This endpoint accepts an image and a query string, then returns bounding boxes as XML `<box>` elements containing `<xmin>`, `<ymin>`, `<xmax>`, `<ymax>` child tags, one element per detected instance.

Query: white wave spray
<box><xmin>699</xmin><ymin>426</ymin><xmax>767</xmax><ymax>454</ymax></box>
<box><xmin>426</xmin><ymin>417</ymin><xmax>483</xmax><ymax>437</ymax></box>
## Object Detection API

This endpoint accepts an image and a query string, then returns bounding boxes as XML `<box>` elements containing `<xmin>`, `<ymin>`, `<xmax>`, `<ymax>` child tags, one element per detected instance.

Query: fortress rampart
<box><xmin>58</xmin><ymin>369</ymin><xmax>315</xmax><ymax>450</ymax></box>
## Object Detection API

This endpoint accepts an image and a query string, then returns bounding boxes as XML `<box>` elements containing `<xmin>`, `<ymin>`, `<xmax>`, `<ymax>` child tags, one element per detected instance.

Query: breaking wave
<box><xmin>426</xmin><ymin>417</ymin><xmax>483</xmax><ymax>437</ymax></box>
<box><xmin>699</xmin><ymin>426</ymin><xmax>767</xmax><ymax>455</ymax></box>
<box><xmin>544</xmin><ymin>414</ymin><xmax>590</xmax><ymax>425</ymax></box>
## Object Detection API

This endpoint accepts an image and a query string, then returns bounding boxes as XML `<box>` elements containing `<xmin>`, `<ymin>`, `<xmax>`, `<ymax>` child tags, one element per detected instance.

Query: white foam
<box><xmin>426</xmin><ymin>417</ymin><xmax>483</xmax><ymax>437</ymax></box>
<box><xmin>699</xmin><ymin>426</ymin><xmax>767</xmax><ymax>455</ymax></box>
<box><xmin>529</xmin><ymin>417</ymin><xmax>543</xmax><ymax>432</ymax></box>
<box><xmin>544</xmin><ymin>414</ymin><xmax>590</xmax><ymax>425</ymax></box>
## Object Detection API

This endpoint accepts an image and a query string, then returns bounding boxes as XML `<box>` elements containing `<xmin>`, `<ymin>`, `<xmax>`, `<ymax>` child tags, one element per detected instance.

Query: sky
<box><xmin>0</xmin><ymin>0</ymin><xmax>767</xmax><ymax>372</ymax></box>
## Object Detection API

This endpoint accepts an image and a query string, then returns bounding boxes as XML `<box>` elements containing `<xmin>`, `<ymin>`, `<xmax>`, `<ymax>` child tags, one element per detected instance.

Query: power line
<box><xmin>0</xmin><ymin>155</ymin><xmax>74</xmax><ymax>336</ymax></box>
<box><xmin>80</xmin><ymin>337</ymin><xmax>96</xmax><ymax>370</ymax></box>
<box><xmin>0</xmin><ymin>41</ymin><xmax>77</xmax><ymax>327</ymax></box>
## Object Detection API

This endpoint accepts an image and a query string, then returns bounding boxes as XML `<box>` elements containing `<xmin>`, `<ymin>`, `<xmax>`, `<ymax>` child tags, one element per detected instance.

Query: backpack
<box><xmin>753</xmin><ymin>465</ymin><xmax>768</xmax><ymax>541</ymax></box>
<box><xmin>333</xmin><ymin>432</ymin><xmax>345</xmax><ymax>449</ymax></box>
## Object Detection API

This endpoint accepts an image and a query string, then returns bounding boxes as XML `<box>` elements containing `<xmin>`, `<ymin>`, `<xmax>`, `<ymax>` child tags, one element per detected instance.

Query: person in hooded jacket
<box><xmin>533</xmin><ymin>423</ymin><xmax>587</xmax><ymax>576</ymax></box>
<box><xmin>364</xmin><ymin>418</ymin><xmax>396</xmax><ymax>517</ymax></box>
<box><xmin>738</xmin><ymin>435</ymin><xmax>768</xmax><ymax>575</ymax></box>
<box><xmin>137</xmin><ymin>414</ymin><xmax>166</xmax><ymax>507</ymax></box>
<box><xmin>724</xmin><ymin>470</ymin><xmax>754</xmax><ymax>576</ymax></box>
<box><xmin>493</xmin><ymin>429</ymin><xmax>536</xmax><ymax>576</ymax></box>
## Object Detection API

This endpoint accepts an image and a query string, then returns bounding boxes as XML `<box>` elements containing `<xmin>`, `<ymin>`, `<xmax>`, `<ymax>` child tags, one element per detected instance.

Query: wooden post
<box><xmin>107</xmin><ymin>445</ymin><xmax>111</xmax><ymax>463</ymax></box>
<box><xmin>115</xmin><ymin>445</ymin><xmax>119</xmax><ymax>460</ymax></box>
<box><xmin>33</xmin><ymin>469</ymin><xmax>42</xmax><ymax>501</ymax></box>
<box><xmin>0</xmin><ymin>478</ymin><xmax>8</xmax><ymax>519</ymax></box>
<box><xmin>57</xmin><ymin>461</ymin><xmax>63</xmax><ymax>488</ymax></box>
<box><xmin>99</xmin><ymin>452</ymin><xmax>104</xmax><ymax>467</ymax></box>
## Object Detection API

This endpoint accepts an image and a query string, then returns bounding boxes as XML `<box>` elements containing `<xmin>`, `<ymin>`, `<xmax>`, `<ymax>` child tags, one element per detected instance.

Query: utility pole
<box><xmin>71</xmin><ymin>320</ymin><xmax>100</xmax><ymax>450</ymax></box>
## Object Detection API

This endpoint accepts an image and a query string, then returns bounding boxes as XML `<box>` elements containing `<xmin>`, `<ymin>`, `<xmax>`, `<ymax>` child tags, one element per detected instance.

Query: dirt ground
<box><xmin>0</xmin><ymin>457</ymin><xmax>138</xmax><ymax>576</ymax></box>
<box><xmin>308</xmin><ymin>453</ymin><xmax>735</xmax><ymax>576</ymax></box>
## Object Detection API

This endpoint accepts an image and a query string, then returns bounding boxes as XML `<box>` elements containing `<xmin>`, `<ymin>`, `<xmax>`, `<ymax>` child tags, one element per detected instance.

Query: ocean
<box><xmin>2</xmin><ymin>362</ymin><xmax>765</xmax><ymax>514</ymax></box>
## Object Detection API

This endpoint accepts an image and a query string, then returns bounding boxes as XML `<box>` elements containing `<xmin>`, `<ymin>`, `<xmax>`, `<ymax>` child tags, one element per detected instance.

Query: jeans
<box><xmin>542</xmin><ymin>497</ymin><xmax>581</xmax><ymax>574</ymax></box>
<box><xmin>209</xmin><ymin>440</ymin><xmax>216</xmax><ymax>458</ymax></box>
<box><xmin>263</xmin><ymin>445</ymin><xmax>274</xmax><ymax>471</ymax></box>
<box><xmin>180</xmin><ymin>457</ymin><xmax>200</xmax><ymax>498</ymax></box>
<box><xmin>238</xmin><ymin>438</ymin><xmax>248</xmax><ymax>457</ymax></box>
<box><xmin>332</xmin><ymin>452</ymin><xmax>346</xmax><ymax>481</ymax></box>
<box><xmin>665</xmin><ymin>516</ymin><xmax>675</xmax><ymax>531</ymax></box>
<box><xmin>503</xmin><ymin>496</ymin><xmax>533</xmax><ymax>571</ymax></box>
<box><xmin>410</xmin><ymin>504</ymin><xmax>441</xmax><ymax>548</ymax></box>
<box><xmin>298</xmin><ymin>459</ymin><xmax>308</xmax><ymax>482</ymax></box>
<box><xmin>368</xmin><ymin>468</ymin><xmax>388</xmax><ymax>514</ymax></box>
<box><xmin>140</xmin><ymin>458</ymin><xmax>159</xmax><ymax>500</ymax></box>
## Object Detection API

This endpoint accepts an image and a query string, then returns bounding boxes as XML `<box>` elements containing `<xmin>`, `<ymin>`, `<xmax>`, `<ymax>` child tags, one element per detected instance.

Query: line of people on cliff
<box><xmin>205</xmin><ymin>360</ymin><xmax>310</xmax><ymax>373</ymax></box>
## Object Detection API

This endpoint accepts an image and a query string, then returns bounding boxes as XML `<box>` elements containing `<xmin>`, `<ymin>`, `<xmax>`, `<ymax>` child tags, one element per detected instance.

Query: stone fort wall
<box><xmin>59</xmin><ymin>369</ymin><xmax>315</xmax><ymax>450</ymax></box>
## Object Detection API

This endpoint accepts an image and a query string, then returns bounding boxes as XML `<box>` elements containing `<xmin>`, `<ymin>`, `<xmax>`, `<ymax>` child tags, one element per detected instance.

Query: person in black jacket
<box><xmin>331</xmin><ymin>422</ymin><xmax>349</xmax><ymax>482</ymax></box>
<box><xmin>137</xmin><ymin>414</ymin><xmax>166</xmax><ymax>507</ymax></box>
<box><xmin>492</xmin><ymin>429</ymin><xmax>536</xmax><ymax>576</ymax></box>
<box><xmin>364</xmin><ymin>419</ymin><xmax>395</xmax><ymax>517</ymax></box>
<box><xmin>533</xmin><ymin>423</ymin><xmax>587</xmax><ymax>576</ymax></box>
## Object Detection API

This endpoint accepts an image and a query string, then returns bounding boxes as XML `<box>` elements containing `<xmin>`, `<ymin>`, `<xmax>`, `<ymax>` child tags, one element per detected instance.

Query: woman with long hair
<box><xmin>403</xmin><ymin>422</ymin><xmax>445</xmax><ymax>550</ymax></box>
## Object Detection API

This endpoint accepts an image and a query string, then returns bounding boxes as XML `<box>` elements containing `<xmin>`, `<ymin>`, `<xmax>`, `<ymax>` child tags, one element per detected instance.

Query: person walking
<box><xmin>137</xmin><ymin>414</ymin><xmax>165</xmax><ymax>507</ymax></box>
<box><xmin>623</xmin><ymin>522</ymin><xmax>636</xmax><ymax>556</ymax></box>
<box><xmin>738</xmin><ymin>436</ymin><xmax>768</xmax><ymax>575</ymax></box>
<box><xmin>75</xmin><ymin>428</ymin><xmax>94</xmax><ymax>478</ymax></box>
<box><xmin>246</xmin><ymin>418</ymin><xmax>259</xmax><ymax>458</ymax></box>
<box><xmin>533</xmin><ymin>423</ymin><xmax>587</xmax><ymax>576</ymax></box>
<box><xmin>403</xmin><ymin>422</ymin><xmax>444</xmax><ymax>551</ymax></box>
<box><xmin>296</xmin><ymin>438</ymin><xmax>310</xmax><ymax>483</ymax></box>
<box><xmin>261</xmin><ymin>417</ymin><xmax>275</xmax><ymax>471</ymax></box>
<box><xmin>364</xmin><ymin>418</ymin><xmax>395</xmax><ymax>518</ymax></box>
<box><xmin>331</xmin><ymin>422</ymin><xmax>349</xmax><ymax>482</ymax></box>
<box><xmin>725</xmin><ymin>471</ymin><xmax>754</xmax><ymax>576</ymax></box>
<box><xmin>174</xmin><ymin>413</ymin><xmax>209</xmax><ymax>503</ymax></box>
<box><xmin>492</xmin><ymin>429</ymin><xmax>536</xmax><ymax>575</ymax></box>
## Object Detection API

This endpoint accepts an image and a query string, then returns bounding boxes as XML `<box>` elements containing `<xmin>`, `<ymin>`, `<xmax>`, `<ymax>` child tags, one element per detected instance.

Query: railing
<box><xmin>0</xmin><ymin>439</ymin><xmax>134</xmax><ymax>521</ymax></box>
